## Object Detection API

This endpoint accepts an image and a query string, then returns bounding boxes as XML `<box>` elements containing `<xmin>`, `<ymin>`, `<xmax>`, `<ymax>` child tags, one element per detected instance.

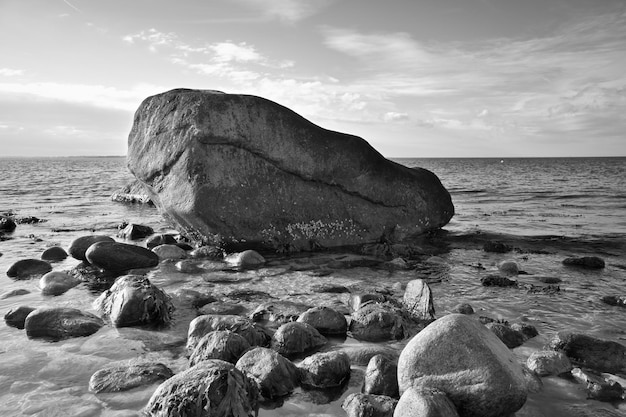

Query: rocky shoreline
<box><xmin>3</xmin><ymin>212</ymin><xmax>625</xmax><ymax>416</ymax></box>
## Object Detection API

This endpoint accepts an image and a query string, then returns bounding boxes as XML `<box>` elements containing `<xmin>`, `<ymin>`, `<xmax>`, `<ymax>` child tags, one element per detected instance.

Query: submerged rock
<box><xmin>24</xmin><ymin>307</ymin><xmax>104</xmax><ymax>340</ymax></box>
<box><xmin>547</xmin><ymin>332</ymin><xmax>626</xmax><ymax>373</ymax></box>
<box><xmin>0</xmin><ymin>288</ymin><xmax>30</xmax><ymax>299</ymax></box>
<box><xmin>251</xmin><ymin>300</ymin><xmax>310</xmax><ymax>324</ymax></box>
<box><xmin>41</xmin><ymin>246</ymin><xmax>68</xmax><ymax>262</ymax></box>
<box><xmin>188</xmin><ymin>330</ymin><xmax>251</xmax><ymax>366</ymax></box>
<box><xmin>224</xmin><ymin>250</ymin><xmax>265</xmax><ymax>268</ymax></box>
<box><xmin>498</xmin><ymin>260</ymin><xmax>520</xmax><ymax>276</ymax></box>
<box><xmin>271</xmin><ymin>322</ymin><xmax>327</xmax><ymax>357</ymax></box>
<box><xmin>562</xmin><ymin>256</ymin><xmax>605</xmax><ymax>269</ymax></box>
<box><xmin>144</xmin><ymin>359</ymin><xmax>259</xmax><ymax>417</ymax></box>
<box><xmin>480</xmin><ymin>275</ymin><xmax>517</xmax><ymax>287</ymax></box>
<box><xmin>117</xmin><ymin>223</ymin><xmax>154</xmax><ymax>240</ymax></box>
<box><xmin>298</xmin><ymin>351</ymin><xmax>351</xmax><ymax>388</ymax></box>
<box><xmin>296</xmin><ymin>306</ymin><xmax>348</xmax><ymax>336</ymax></box>
<box><xmin>89</xmin><ymin>362</ymin><xmax>173</xmax><ymax>393</ymax></box>
<box><xmin>394</xmin><ymin>387</ymin><xmax>459</xmax><ymax>417</ymax></box>
<box><xmin>342</xmin><ymin>393</ymin><xmax>397</xmax><ymax>417</ymax></box>
<box><xmin>483</xmin><ymin>241</ymin><xmax>512</xmax><ymax>253</ymax></box>
<box><xmin>127</xmin><ymin>89</ymin><xmax>453</xmax><ymax>251</ymax></box>
<box><xmin>349</xmin><ymin>302</ymin><xmax>405</xmax><ymax>342</ymax></box>
<box><xmin>235</xmin><ymin>347</ymin><xmax>300</xmax><ymax>399</ymax></box>
<box><xmin>39</xmin><ymin>271</ymin><xmax>81</xmax><ymax>295</ymax></box>
<box><xmin>85</xmin><ymin>241</ymin><xmax>159</xmax><ymax>273</ymax></box>
<box><xmin>4</xmin><ymin>305</ymin><xmax>36</xmax><ymax>329</ymax></box>
<box><xmin>6</xmin><ymin>259</ymin><xmax>52</xmax><ymax>279</ymax></box>
<box><xmin>68</xmin><ymin>235</ymin><xmax>115</xmax><ymax>262</ymax></box>
<box><xmin>397</xmin><ymin>314</ymin><xmax>528</xmax><ymax>417</ymax></box>
<box><xmin>94</xmin><ymin>275</ymin><xmax>174</xmax><ymax>327</ymax></box>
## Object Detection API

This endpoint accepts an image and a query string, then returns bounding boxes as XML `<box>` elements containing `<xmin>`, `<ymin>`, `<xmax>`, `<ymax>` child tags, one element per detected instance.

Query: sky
<box><xmin>1</xmin><ymin>0</ymin><xmax>625</xmax><ymax>157</ymax></box>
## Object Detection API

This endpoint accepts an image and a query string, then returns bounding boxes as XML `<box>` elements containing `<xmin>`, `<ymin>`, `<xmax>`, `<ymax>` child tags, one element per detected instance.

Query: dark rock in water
<box><xmin>0</xmin><ymin>288</ymin><xmax>30</xmax><ymax>299</ymax></box>
<box><xmin>398</xmin><ymin>314</ymin><xmax>528</xmax><ymax>417</ymax></box>
<box><xmin>403</xmin><ymin>279</ymin><xmax>435</xmax><ymax>323</ymax></box>
<box><xmin>187</xmin><ymin>314</ymin><xmax>270</xmax><ymax>352</ymax></box>
<box><xmin>144</xmin><ymin>359</ymin><xmax>259</xmax><ymax>417</ymax></box>
<box><xmin>235</xmin><ymin>347</ymin><xmax>300</xmax><ymax>400</ymax></box>
<box><xmin>342</xmin><ymin>393</ymin><xmax>398</xmax><ymax>417</ymax></box>
<box><xmin>362</xmin><ymin>354</ymin><xmax>398</xmax><ymax>398</ymax></box>
<box><xmin>450</xmin><ymin>303</ymin><xmax>474</xmax><ymax>315</ymax></box>
<box><xmin>189</xmin><ymin>330</ymin><xmax>251</xmax><ymax>366</ymax></box>
<box><xmin>117</xmin><ymin>223</ymin><xmax>154</xmax><ymax>240</ymax></box>
<box><xmin>298</xmin><ymin>351</ymin><xmax>351</xmax><ymax>388</ymax></box>
<box><xmin>41</xmin><ymin>246</ymin><xmax>68</xmax><ymax>262</ymax></box>
<box><xmin>485</xmin><ymin>322</ymin><xmax>526</xmax><ymax>348</ymax></box>
<box><xmin>127</xmin><ymin>89</ymin><xmax>453</xmax><ymax>251</ymax></box>
<box><xmin>349</xmin><ymin>293</ymin><xmax>387</xmax><ymax>312</ymax></box>
<box><xmin>94</xmin><ymin>275</ymin><xmax>173</xmax><ymax>327</ymax></box>
<box><xmin>271</xmin><ymin>322</ymin><xmax>327</xmax><ymax>357</ymax></box>
<box><xmin>172</xmin><ymin>288</ymin><xmax>217</xmax><ymax>309</ymax></box>
<box><xmin>145</xmin><ymin>233</ymin><xmax>177</xmax><ymax>249</ymax></box>
<box><xmin>535</xmin><ymin>276</ymin><xmax>562</xmax><ymax>284</ymax></box>
<box><xmin>563</xmin><ymin>256</ymin><xmax>605</xmax><ymax>269</ymax></box>
<box><xmin>68</xmin><ymin>235</ymin><xmax>115</xmax><ymax>262</ymax></box>
<box><xmin>67</xmin><ymin>262</ymin><xmax>119</xmax><ymax>292</ymax></box>
<box><xmin>601</xmin><ymin>295</ymin><xmax>626</xmax><ymax>307</ymax></box>
<box><xmin>394</xmin><ymin>387</ymin><xmax>460</xmax><ymax>417</ymax></box>
<box><xmin>349</xmin><ymin>302</ymin><xmax>405</xmax><ymax>342</ymax></box>
<box><xmin>89</xmin><ymin>362</ymin><xmax>173</xmax><ymax>393</ymax></box>
<box><xmin>6</xmin><ymin>258</ymin><xmax>52</xmax><ymax>279</ymax></box>
<box><xmin>511</xmin><ymin>322</ymin><xmax>539</xmax><ymax>340</ymax></box>
<box><xmin>547</xmin><ymin>332</ymin><xmax>626</xmax><ymax>373</ymax></box>
<box><xmin>24</xmin><ymin>307</ymin><xmax>104</xmax><ymax>340</ymax></box>
<box><xmin>14</xmin><ymin>215</ymin><xmax>45</xmax><ymax>224</ymax></box>
<box><xmin>526</xmin><ymin>351</ymin><xmax>572</xmax><ymax>376</ymax></box>
<box><xmin>251</xmin><ymin>300</ymin><xmax>310</xmax><ymax>324</ymax></box>
<box><xmin>39</xmin><ymin>271</ymin><xmax>81</xmax><ymax>295</ymax></box>
<box><xmin>297</xmin><ymin>306</ymin><xmax>348</xmax><ymax>336</ymax></box>
<box><xmin>4</xmin><ymin>305</ymin><xmax>36</xmax><ymax>329</ymax></box>
<box><xmin>86</xmin><ymin>241</ymin><xmax>159</xmax><ymax>273</ymax></box>
<box><xmin>571</xmin><ymin>367</ymin><xmax>624</xmax><ymax>402</ymax></box>
<box><xmin>110</xmin><ymin>179</ymin><xmax>153</xmax><ymax>205</ymax></box>
<box><xmin>480</xmin><ymin>274</ymin><xmax>517</xmax><ymax>287</ymax></box>
<box><xmin>498</xmin><ymin>260</ymin><xmax>520</xmax><ymax>276</ymax></box>
<box><xmin>310</xmin><ymin>283</ymin><xmax>350</xmax><ymax>294</ymax></box>
<box><xmin>483</xmin><ymin>241</ymin><xmax>512</xmax><ymax>253</ymax></box>
<box><xmin>0</xmin><ymin>214</ymin><xmax>17</xmax><ymax>232</ymax></box>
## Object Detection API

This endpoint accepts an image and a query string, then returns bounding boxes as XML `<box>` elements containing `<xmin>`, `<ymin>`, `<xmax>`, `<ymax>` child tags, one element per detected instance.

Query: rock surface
<box><xmin>4</xmin><ymin>305</ymin><xmax>36</xmax><ymax>329</ymax></box>
<box><xmin>235</xmin><ymin>347</ymin><xmax>300</xmax><ymax>399</ymax></box>
<box><xmin>89</xmin><ymin>362</ymin><xmax>173</xmax><ymax>393</ymax></box>
<box><xmin>85</xmin><ymin>241</ymin><xmax>159</xmax><ymax>273</ymax></box>
<box><xmin>363</xmin><ymin>354</ymin><xmax>399</xmax><ymax>397</ymax></box>
<box><xmin>403</xmin><ymin>279</ymin><xmax>435</xmax><ymax>323</ymax></box>
<box><xmin>144</xmin><ymin>359</ymin><xmax>258</xmax><ymax>417</ymax></box>
<box><xmin>547</xmin><ymin>331</ymin><xmax>626</xmax><ymax>373</ymax></box>
<box><xmin>526</xmin><ymin>351</ymin><xmax>572</xmax><ymax>376</ymax></box>
<box><xmin>271</xmin><ymin>321</ymin><xmax>327</xmax><ymax>357</ymax></box>
<box><xmin>127</xmin><ymin>89</ymin><xmax>453</xmax><ymax>251</ymax></box>
<box><xmin>68</xmin><ymin>235</ymin><xmax>115</xmax><ymax>262</ymax></box>
<box><xmin>349</xmin><ymin>302</ymin><xmax>405</xmax><ymax>342</ymax></box>
<box><xmin>39</xmin><ymin>271</ymin><xmax>81</xmax><ymax>295</ymax></box>
<box><xmin>41</xmin><ymin>246</ymin><xmax>68</xmax><ymax>261</ymax></box>
<box><xmin>94</xmin><ymin>275</ymin><xmax>174</xmax><ymax>327</ymax></box>
<box><xmin>394</xmin><ymin>387</ymin><xmax>459</xmax><ymax>417</ymax></box>
<box><xmin>24</xmin><ymin>307</ymin><xmax>104</xmax><ymax>340</ymax></box>
<box><xmin>6</xmin><ymin>259</ymin><xmax>52</xmax><ymax>279</ymax></box>
<box><xmin>562</xmin><ymin>256</ymin><xmax>605</xmax><ymax>269</ymax></box>
<box><xmin>298</xmin><ymin>351</ymin><xmax>351</xmax><ymax>388</ymax></box>
<box><xmin>188</xmin><ymin>330</ymin><xmax>251</xmax><ymax>366</ymax></box>
<box><xmin>296</xmin><ymin>306</ymin><xmax>348</xmax><ymax>335</ymax></box>
<box><xmin>342</xmin><ymin>393</ymin><xmax>397</xmax><ymax>417</ymax></box>
<box><xmin>187</xmin><ymin>314</ymin><xmax>270</xmax><ymax>352</ymax></box>
<box><xmin>397</xmin><ymin>314</ymin><xmax>528</xmax><ymax>417</ymax></box>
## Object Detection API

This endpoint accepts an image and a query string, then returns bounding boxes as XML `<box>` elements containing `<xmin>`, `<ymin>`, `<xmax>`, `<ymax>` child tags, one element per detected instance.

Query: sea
<box><xmin>0</xmin><ymin>156</ymin><xmax>625</xmax><ymax>416</ymax></box>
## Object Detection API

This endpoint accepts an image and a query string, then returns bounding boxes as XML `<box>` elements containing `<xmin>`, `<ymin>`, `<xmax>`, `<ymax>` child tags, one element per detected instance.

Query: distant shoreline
<box><xmin>1</xmin><ymin>155</ymin><xmax>625</xmax><ymax>160</ymax></box>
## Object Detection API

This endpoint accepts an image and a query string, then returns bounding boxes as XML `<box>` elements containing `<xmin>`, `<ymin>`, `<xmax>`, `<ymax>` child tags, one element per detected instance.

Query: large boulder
<box><xmin>93</xmin><ymin>275</ymin><xmax>174</xmax><ymax>327</ymax></box>
<box><xmin>397</xmin><ymin>314</ymin><xmax>528</xmax><ymax>417</ymax></box>
<box><xmin>127</xmin><ymin>89</ymin><xmax>454</xmax><ymax>251</ymax></box>
<box><xmin>144</xmin><ymin>359</ymin><xmax>258</xmax><ymax>417</ymax></box>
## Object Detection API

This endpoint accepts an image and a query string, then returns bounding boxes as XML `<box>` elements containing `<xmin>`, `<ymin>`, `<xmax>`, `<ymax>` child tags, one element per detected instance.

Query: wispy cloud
<box><xmin>0</xmin><ymin>68</ymin><xmax>24</xmax><ymax>77</ymax></box>
<box><xmin>232</xmin><ymin>0</ymin><xmax>334</xmax><ymax>23</ymax></box>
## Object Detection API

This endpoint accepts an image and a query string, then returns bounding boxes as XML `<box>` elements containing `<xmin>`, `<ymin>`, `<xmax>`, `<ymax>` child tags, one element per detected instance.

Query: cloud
<box><xmin>383</xmin><ymin>112</ymin><xmax>409</xmax><ymax>122</ymax></box>
<box><xmin>0</xmin><ymin>68</ymin><xmax>24</xmax><ymax>76</ymax></box>
<box><xmin>210</xmin><ymin>42</ymin><xmax>261</xmax><ymax>62</ymax></box>
<box><xmin>233</xmin><ymin>0</ymin><xmax>334</xmax><ymax>23</ymax></box>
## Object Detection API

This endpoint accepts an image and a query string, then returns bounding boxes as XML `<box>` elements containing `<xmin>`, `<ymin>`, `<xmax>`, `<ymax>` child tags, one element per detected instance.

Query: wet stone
<box><xmin>89</xmin><ymin>362</ymin><xmax>174</xmax><ymax>393</ymax></box>
<box><xmin>362</xmin><ymin>354</ymin><xmax>399</xmax><ymax>398</ymax></box>
<box><xmin>86</xmin><ymin>241</ymin><xmax>159</xmax><ymax>273</ymax></box>
<box><xmin>342</xmin><ymin>393</ymin><xmax>398</xmax><ymax>417</ymax></box>
<box><xmin>117</xmin><ymin>223</ymin><xmax>153</xmax><ymax>240</ymax></box>
<box><xmin>187</xmin><ymin>314</ymin><xmax>270</xmax><ymax>353</ymax></box>
<box><xmin>68</xmin><ymin>235</ymin><xmax>115</xmax><ymax>262</ymax></box>
<box><xmin>485</xmin><ymin>322</ymin><xmax>526</xmax><ymax>348</ymax></box>
<box><xmin>0</xmin><ymin>288</ymin><xmax>30</xmax><ymax>299</ymax></box>
<box><xmin>298</xmin><ymin>351</ymin><xmax>351</xmax><ymax>389</ymax></box>
<box><xmin>310</xmin><ymin>283</ymin><xmax>350</xmax><ymax>294</ymax></box>
<box><xmin>296</xmin><ymin>306</ymin><xmax>348</xmax><ymax>336</ymax></box>
<box><xmin>198</xmin><ymin>301</ymin><xmax>246</xmax><ymax>316</ymax></box>
<box><xmin>6</xmin><ymin>258</ymin><xmax>52</xmax><ymax>279</ymax></box>
<box><xmin>224</xmin><ymin>249</ymin><xmax>266</xmax><ymax>268</ymax></box>
<box><xmin>481</xmin><ymin>275</ymin><xmax>517</xmax><ymax>287</ymax></box>
<box><xmin>188</xmin><ymin>330</ymin><xmax>251</xmax><ymax>366</ymax></box>
<box><xmin>498</xmin><ymin>260</ymin><xmax>520</xmax><ymax>276</ymax></box>
<box><xmin>483</xmin><ymin>241</ymin><xmax>512</xmax><ymax>253</ymax></box>
<box><xmin>251</xmin><ymin>300</ymin><xmax>311</xmax><ymax>324</ymax></box>
<box><xmin>526</xmin><ymin>351</ymin><xmax>572</xmax><ymax>376</ymax></box>
<box><xmin>562</xmin><ymin>256</ymin><xmax>605</xmax><ymax>269</ymax></box>
<box><xmin>152</xmin><ymin>244</ymin><xmax>187</xmax><ymax>260</ymax></box>
<box><xmin>450</xmin><ymin>303</ymin><xmax>474</xmax><ymax>315</ymax></box>
<box><xmin>40</xmin><ymin>271</ymin><xmax>81</xmax><ymax>295</ymax></box>
<box><xmin>349</xmin><ymin>303</ymin><xmax>405</xmax><ymax>342</ymax></box>
<box><xmin>571</xmin><ymin>367</ymin><xmax>624</xmax><ymax>402</ymax></box>
<box><xmin>145</xmin><ymin>233</ymin><xmax>177</xmax><ymax>249</ymax></box>
<box><xmin>547</xmin><ymin>332</ymin><xmax>626</xmax><ymax>373</ymax></box>
<box><xmin>394</xmin><ymin>387</ymin><xmax>460</xmax><ymax>417</ymax></box>
<box><xmin>601</xmin><ymin>295</ymin><xmax>626</xmax><ymax>307</ymax></box>
<box><xmin>271</xmin><ymin>322</ymin><xmax>327</xmax><ymax>357</ymax></box>
<box><xmin>24</xmin><ymin>307</ymin><xmax>104</xmax><ymax>341</ymax></box>
<box><xmin>41</xmin><ymin>246</ymin><xmax>68</xmax><ymax>262</ymax></box>
<box><xmin>4</xmin><ymin>305</ymin><xmax>36</xmax><ymax>329</ymax></box>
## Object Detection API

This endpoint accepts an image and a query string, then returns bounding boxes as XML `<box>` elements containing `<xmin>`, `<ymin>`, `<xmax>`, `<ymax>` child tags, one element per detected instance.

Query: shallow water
<box><xmin>1</xmin><ymin>157</ymin><xmax>626</xmax><ymax>416</ymax></box>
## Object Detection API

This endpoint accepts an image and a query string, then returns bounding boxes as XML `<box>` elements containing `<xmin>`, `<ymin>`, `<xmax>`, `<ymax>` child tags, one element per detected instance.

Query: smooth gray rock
<box><xmin>271</xmin><ymin>321</ymin><xmax>326</xmax><ymax>357</ymax></box>
<box><xmin>85</xmin><ymin>241</ymin><xmax>159</xmax><ymax>273</ymax></box>
<box><xmin>349</xmin><ymin>302</ymin><xmax>405</xmax><ymax>342</ymax></box>
<box><xmin>41</xmin><ymin>246</ymin><xmax>68</xmax><ymax>261</ymax></box>
<box><xmin>127</xmin><ymin>89</ymin><xmax>453</xmax><ymax>251</ymax></box>
<box><xmin>224</xmin><ymin>250</ymin><xmax>265</xmax><ymax>268</ymax></box>
<box><xmin>498</xmin><ymin>260</ymin><xmax>520</xmax><ymax>276</ymax></box>
<box><xmin>547</xmin><ymin>331</ymin><xmax>626</xmax><ymax>373</ymax></box>
<box><xmin>40</xmin><ymin>271</ymin><xmax>80</xmax><ymax>295</ymax></box>
<box><xmin>188</xmin><ymin>330</ymin><xmax>251</xmax><ymax>366</ymax></box>
<box><xmin>298</xmin><ymin>351</ymin><xmax>351</xmax><ymax>388</ymax></box>
<box><xmin>152</xmin><ymin>244</ymin><xmax>187</xmax><ymax>260</ymax></box>
<box><xmin>6</xmin><ymin>259</ymin><xmax>52</xmax><ymax>279</ymax></box>
<box><xmin>403</xmin><ymin>279</ymin><xmax>435</xmax><ymax>323</ymax></box>
<box><xmin>0</xmin><ymin>288</ymin><xmax>30</xmax><ymax>299</ymax></box>
<box><xmin>24</xmin><ymin>307</ymin><xmax>104</xmax><ymax>340</ymax></box>
<box><xmin>68</xmin><ymin>235</ymin><xmax>115</xmax><ymax>262</ymax></box>
<box><xmin>93</xmin><ymin>275</ymin><xmax>174</xmax><ymax>327</ymax></box>
<box><xmin>145</xmin><ymin>233</ymin><xmax>177</xmax><ymax>249</ymax></box>
<box><xmin>296</xmin><ymin>306</ymin><xmax>348</xmax><ymax>336</ymax></box>
<box><xmin>89</xmin><ymin>362</ymin><xmax>173</xmax><ymax>393</ymax></box>
<box><xmin>363</xmin><ymin>354</ymin><xmax>399</xmax><ymax>398</ymax></box>
<box><xmin>187</xmin><ymin>314</ymin><xmax>270</xmax><ymax>353</ymax></box>
<box><xmin>342</xmin><ymin>393</ymin><xmax>397</xmax><ymax>417</ymax></box>
<box><xmin>144</xmin><ymin>359</ymin><xmax>258</xmax><ymax>417</ymax></box>
<box><xmin>394</xmin><ymin>387</ymin><xmax>459</xmax><ymax>417</ymax></box>
<box><xmin>397</xmin><ymin>314</ymin><xmax>528</xmax><ymax>417</ymax></box>
<box><xmin>526</xmin><ymin>351</ymin><xmax>572</xmax><ymax>376</ymax></box>
<box><xmin>235</xmin><ymin>347</ymin><xmax>300</xmax><ymax>399</ymax></box>
<box><xmin>4</xmin><ymin>305</ymin><xmax>36</xmax><ymax>329</ymax></box>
